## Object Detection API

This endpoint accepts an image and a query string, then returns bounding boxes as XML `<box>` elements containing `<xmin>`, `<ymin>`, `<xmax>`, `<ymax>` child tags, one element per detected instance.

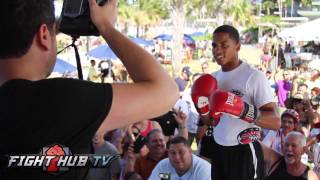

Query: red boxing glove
<box><xmin>191</xmin><ymin>74</ymin><xmax>218</xmax><ymax>116</ymax></box>
<box><xmin>209</xmin><ymin>90</ymin><xmax>258</xmax><ymax>123</ymax></box>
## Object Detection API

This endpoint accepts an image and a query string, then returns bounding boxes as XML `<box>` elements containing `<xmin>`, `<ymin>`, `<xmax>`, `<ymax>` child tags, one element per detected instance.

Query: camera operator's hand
<box><xmin>88</xmin><ymin>0</ymin><xmax>118</xmax><ymax>32</ymax></box>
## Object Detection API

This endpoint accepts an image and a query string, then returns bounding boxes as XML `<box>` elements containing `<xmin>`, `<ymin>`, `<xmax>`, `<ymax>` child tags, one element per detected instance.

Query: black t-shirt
<box><xmin>174</xmin><ymin>77</ymin><xmax>187</xmax><ymax>92</ymax></box>
<box><xmin>266</xmin><ymin>157</ymin><xmax>308</xmax><ymax>180</ymax></box>
<box><xmin>0</xmin><ymin>78</ymin><xmax>112</xmax><ymax>180</ymax></box>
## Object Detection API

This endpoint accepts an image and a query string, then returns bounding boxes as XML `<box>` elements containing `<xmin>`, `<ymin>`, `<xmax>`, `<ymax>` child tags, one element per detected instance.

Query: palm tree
<box><xmin>229</xmin><ymin>0</ymin><xmax>254</xmax><ymax>26</ymax></box>
<box><xmin>168</xmin><ymin>0</ymin><xmax>185</xmax><ymax>77</ymax></box>
<box><xmin>118</xmin><ymin>0</ymin><xmax>169</xmax><ymax>37</ymax></box>
<box><xmin>263</xmin><ymin>0</ymin><xmax>276</xmax><ymax>15</ymax></box>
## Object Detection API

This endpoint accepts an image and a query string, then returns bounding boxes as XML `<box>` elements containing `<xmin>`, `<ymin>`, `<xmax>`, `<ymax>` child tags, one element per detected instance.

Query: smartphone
<box><xmin>133</xmin><ymin>134</ymin><xmax>146</xmax><ymax>153</ymax></box>
<box><xmin>159</xmin><ymin>173</ymin><xmax>170</xmax><ymax>180</ymax></box>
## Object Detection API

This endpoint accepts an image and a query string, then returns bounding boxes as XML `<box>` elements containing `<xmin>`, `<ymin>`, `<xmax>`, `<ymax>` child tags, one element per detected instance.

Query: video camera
<box><xmin>59</xmin><ymin>0</ymin><xmax>107</xmax><ymax>37</ymax></box>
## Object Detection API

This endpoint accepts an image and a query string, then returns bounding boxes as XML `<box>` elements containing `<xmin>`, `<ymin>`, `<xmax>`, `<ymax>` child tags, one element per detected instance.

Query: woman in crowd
<box><xmin>263</xmin><ymin>109</ymin><xmax>300</xmax><ymax>155</ymax></box>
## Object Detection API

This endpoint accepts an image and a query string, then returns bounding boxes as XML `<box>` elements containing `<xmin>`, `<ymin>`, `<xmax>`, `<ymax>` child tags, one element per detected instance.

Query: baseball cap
<box><xmin>281</xmin><ymin>109</ymin><xmax>300</xmax><ymax>123</ymax></box>
<box><xmin>182</xmin><ymin>66</ymin><xmax>192</xmax><ymax>77</ymax></box>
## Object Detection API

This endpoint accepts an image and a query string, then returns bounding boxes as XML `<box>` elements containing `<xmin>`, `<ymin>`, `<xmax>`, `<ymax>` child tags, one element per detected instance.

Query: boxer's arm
<box><xmin>255</xmin><ymin>102</ymin><xmax>280</xmax><ymax>131</ymax></box>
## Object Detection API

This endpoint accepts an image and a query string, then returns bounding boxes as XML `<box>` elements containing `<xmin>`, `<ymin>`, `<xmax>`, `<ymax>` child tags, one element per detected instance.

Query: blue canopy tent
<box><xmin>153</xmin><ymin>34</ymin><xmax>196</xmax><ymax>49</ymax></box>
<box><xmin>87</xmin><ymin>38</ymin><xmax>153</xmax><ymax>60</ymax></box>
<box><xmin>53</xmin><ymin>58</ymin><xmax>77</xmax><ymax>73</ymax></box>
<box><xmin>130</xmin><ymin>37</ymin><xmax>154</xmax><ymax>46</ymax></box>
<box><xmin>187</xmin><ymin>32</ymin><xmax>205</xmax><ymax>37</ymax></box>
<box><xmin>153</xmin><ymin>34</ymin><xmax>172</xmax><ymax>41</ymax></box>
<box><xmin>183</xmin><ymin>34</ymin><xmax>196</xmax><ymax>44</ymax></box>
<box><xmin>87</xmin><ymin>45</ymin><xmax>118</xmax><ymax>60</ymax></box>
<box><xmin>153</xmin><ymin>34</ymin><xmax>195</xmax><ymax>43</ymax></box>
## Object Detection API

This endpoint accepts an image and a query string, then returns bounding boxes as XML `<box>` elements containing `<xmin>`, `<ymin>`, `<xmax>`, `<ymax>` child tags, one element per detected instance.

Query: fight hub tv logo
<box><xmin>7</xmin><ymin>144</ymin><xmax>119</xmax><ymax>175</ymax></box>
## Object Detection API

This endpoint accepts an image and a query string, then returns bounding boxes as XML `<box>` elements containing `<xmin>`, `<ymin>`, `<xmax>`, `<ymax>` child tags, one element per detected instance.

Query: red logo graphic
<box><xmin>45</xmin><ymin>144</ymin><xmax>66</xmax><ymax>172</ymax></box>
<box><xmin>237</xmin><ymin>128</ymin><xmax>260</xmax><ymax>144</ymax></box>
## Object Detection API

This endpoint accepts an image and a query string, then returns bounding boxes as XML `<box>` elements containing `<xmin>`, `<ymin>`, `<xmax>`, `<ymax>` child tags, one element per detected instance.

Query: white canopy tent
<box><xmin>279</xmin><ymin>18</ymin><xmax>320</xmax><ymax>41</ymax></box>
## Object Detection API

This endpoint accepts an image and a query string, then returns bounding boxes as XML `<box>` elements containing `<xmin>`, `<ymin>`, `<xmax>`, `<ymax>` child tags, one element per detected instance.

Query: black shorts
<box><xmin>199</xmin><ymin>126</ymin><xmax>214</xmax><ymax>159</ymax></box>
<box><xmin>211</xmin><ymin>138</ymin><xmax>265</xmax><ymax>180</ymax></box>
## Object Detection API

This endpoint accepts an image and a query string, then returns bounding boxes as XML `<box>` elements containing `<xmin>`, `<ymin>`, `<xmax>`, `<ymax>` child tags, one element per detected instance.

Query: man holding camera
<box><xmin>0</xmin><ymin>0</ymin><xmax>178</xmax><ymax>179</ymax></box>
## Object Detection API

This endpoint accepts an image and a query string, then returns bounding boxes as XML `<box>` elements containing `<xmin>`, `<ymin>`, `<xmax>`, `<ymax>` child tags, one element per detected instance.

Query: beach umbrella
<box><xmin>130</xmin><ymin>37</ymin><xmax>154</xmax><ymax>46</ymax></box>
<box><xmin>87</xmin><ymin>45</ymin><xmax>118</xmax><ymax>60</ymax></box>
<box><xmin>187</xmin><ymin>32</ymin><xmax>205</xmax><ymax>37</ymax></box>
<box><xmin>53</xmin><ymin>58</ymin><xmax>77</xmax><ymax>73</ymax></box>
<box><xmin>154</xmin><ymin>34</ymin><xmax>196</xmax><ymax>49</ymax></box>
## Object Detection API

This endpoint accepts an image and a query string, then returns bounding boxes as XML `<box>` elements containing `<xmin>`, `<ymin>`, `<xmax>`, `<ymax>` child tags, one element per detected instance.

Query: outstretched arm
<box><xmin>89</xmin><ymin>0</ymin><xmax>179</xmax><ymax>132</ymax></box>
<box><xmin>173</xmin><ymin>108</ymin><xmax>188</xmax><ymax>140</ymax></box>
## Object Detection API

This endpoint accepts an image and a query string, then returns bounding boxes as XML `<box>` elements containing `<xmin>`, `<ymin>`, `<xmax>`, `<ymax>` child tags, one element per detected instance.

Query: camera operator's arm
<box><xmin>89</xmin><ymin>0</ymin><xmax>179</xmax><ymax>132</ymax></box>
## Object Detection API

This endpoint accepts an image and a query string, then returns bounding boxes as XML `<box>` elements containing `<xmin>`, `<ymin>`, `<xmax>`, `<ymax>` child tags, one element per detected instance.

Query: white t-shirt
<box><xmin>212</xmin><ymin>62</ymin><xmax>275</xmax><ymax>146</ymax></box>
<box><xmin>174</xmin><ymin>99</ymin><xmax>190</xmax><ymax>116</ymax></box>
<box><xmin>148</xmin><ymin>154</ymin><xmax>211</xmax><ymax>180</ymax></box>
<box><xmin>182</xmin><ymin>88</ymin><xmax>199</xmax><ymax>134</ymax></box>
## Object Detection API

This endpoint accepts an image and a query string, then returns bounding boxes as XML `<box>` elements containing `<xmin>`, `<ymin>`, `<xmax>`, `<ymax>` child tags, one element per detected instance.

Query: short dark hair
<box><xmin>213</xmin><ymin>25</ymin><xmax>240</xmax><ymax>43</ymax></box>
<box><xmin>167</xmin><ymin>136</ymin><xmax>189</xmax><ymax>149</ymax></box>
<box><xmin>0</xmin><ymin>0</ymin><xmax>55</xmax><ymax>59</ymax></box>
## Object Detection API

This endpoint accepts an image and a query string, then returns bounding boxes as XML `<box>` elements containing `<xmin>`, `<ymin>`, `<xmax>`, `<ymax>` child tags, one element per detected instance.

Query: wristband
<box><xmin>241</xmin><ymin>103</ymin><xmax>258</xmax><ymax>123</ymax></box>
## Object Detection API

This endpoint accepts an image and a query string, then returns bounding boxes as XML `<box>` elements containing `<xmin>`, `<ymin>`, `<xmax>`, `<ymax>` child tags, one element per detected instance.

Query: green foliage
<box><xmin>192</xmin><ymin>33</ymin><xmax>213</xmax><ymax>41</ymax></box>
<box><xmin>262</xmin><ymin>0</ymin><xmax>276</xmax><ymax>15</ymax></box>
<box><xmin>185</xmin><ymin>0</ymin><xmax>216</xmax><ymax>19</ymax></box>
<box><xmin>301</xmin><ymin>0</ymin><xmax>313</xmax><ymax>7</ymax></box>
<box><xmin>231</xmin><ymin>0</ymin><xmax>254</xmax><ymax>26</ymax></box>
<box><xmin>283</xmin><ymin>0</ymin><xmax>312</xmax><ymax>7</ymax></box>
<box><xmin>261</xmin><ymin>15</ymin><xmax>280</xmax><ymax>24</ymax></box>
<box><xmin>118</xmin><ymin>0</ymin><xmax>169</xmax><ymax>27</ymax></box>
<box><xmin>57</xmin><ymin>40</ymin><xmax>66</xmax><ymax>53</ymax></box>
<box><xmin>242</xmin><ymin>27</ymin><xmax>258</xmax><ymax>43</ymax></box>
